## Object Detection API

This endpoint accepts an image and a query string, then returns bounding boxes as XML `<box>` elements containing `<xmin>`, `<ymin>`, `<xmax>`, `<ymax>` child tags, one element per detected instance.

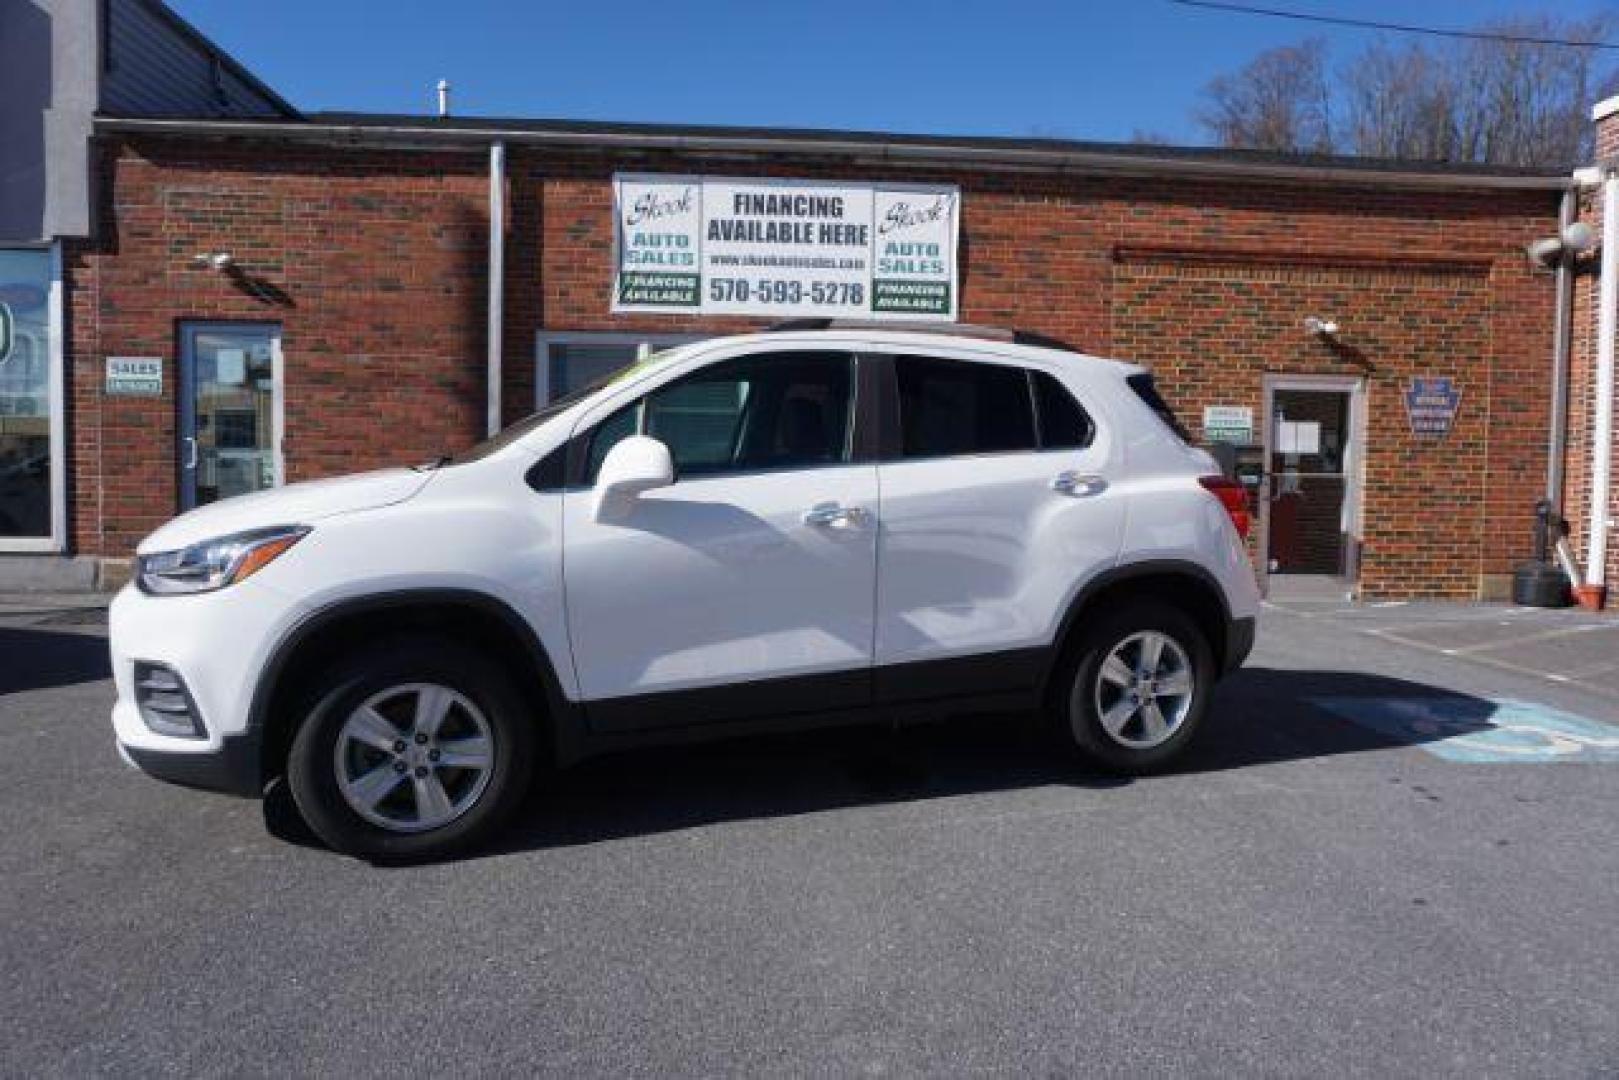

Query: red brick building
<box><xmin>1565</xmin><ymin>99</ymin><xmax>1619</xmax><ymax>611</ymax></box>
<box><xmin>6</xmin><ymin>0</ymin><xmax>1615</xmax><ymax>605</ymax></box>
<box><xmin>43</xmin><ymin>110</ymin><xmax>1581</xmax><ymax>604</ymax></box>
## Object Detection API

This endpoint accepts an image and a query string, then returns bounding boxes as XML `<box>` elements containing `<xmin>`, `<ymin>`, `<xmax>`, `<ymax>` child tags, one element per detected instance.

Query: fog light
<box><xmin>133</xmin><ymin>662</ymin><xmax>205</xmax><ymax>739</ymax></box>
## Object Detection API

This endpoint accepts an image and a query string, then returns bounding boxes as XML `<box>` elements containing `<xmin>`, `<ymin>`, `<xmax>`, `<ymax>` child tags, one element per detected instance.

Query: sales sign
<box><xmin>1404</xmin><ymin>376</ymin><xmax>1461</xmax><ymax>438</ymax></box>
<box><xmin>1202</xmin><ymin>405</ymin><xmax>1254</xmax><ymax>445</ymax></box>
<box><xmin>612</xmin><ymin>174</ymin><xmax>960</xmax><ymax>320</ymax></box>
<box><xmin>106</xmin><ymin>357</ymin><xmax>163</xmax><ymax>396</ymax></box>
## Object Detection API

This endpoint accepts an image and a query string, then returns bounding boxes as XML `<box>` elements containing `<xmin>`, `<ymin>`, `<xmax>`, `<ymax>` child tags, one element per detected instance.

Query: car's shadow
<box><xmin>0</xmin><ymin>624</ymin><xmax>110</xmax><ymax>695</ymax></box>
<box><xmin>264</xmin><ymin>665</ymin><xmax>1499</xmax><ymax>863</ymax></box>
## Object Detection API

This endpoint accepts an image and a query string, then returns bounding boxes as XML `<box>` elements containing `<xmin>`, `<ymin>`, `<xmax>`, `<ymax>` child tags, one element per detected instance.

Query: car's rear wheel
<box><xmin>286</xmin><ymin>636</ymin><xmax>535</xmax><ymax>862</ymax></box>
<box><xmin>1055</xmin><ymin>602</ymin><xmax>1213</xmax><ymax>773</ymax></box>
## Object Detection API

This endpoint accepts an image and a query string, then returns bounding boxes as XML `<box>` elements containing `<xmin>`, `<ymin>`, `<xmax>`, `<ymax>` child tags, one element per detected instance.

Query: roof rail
<box><xmin>762</xmin><ymin>318</ymin><xmax>1078</xmax><ymax>353</ymax></box>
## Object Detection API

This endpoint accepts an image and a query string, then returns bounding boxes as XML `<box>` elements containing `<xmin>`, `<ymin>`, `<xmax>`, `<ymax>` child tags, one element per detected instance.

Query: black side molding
<box><xmin>247</xmin><ymin>588</ymin><xmax>567</xmax><ymax>736</ymax></box>
<box><xmin>1042</xmin><ymin>559</ymin><xmax>1242</xmax><ymax>690</ymax></box>
<box><xmin>874</xmin><ymin>647</ymin><xmax>1046</xmax><ymax>707</ymax></box>
<box><xmin>586</xmin><ymin>667</ymin><xmax>870</xmax><ymax>734</ymax></box>
<box><xmin>1224</xmin><ymin>616</ymin><xmax>1256</xmax><ymax>674</ymax></box>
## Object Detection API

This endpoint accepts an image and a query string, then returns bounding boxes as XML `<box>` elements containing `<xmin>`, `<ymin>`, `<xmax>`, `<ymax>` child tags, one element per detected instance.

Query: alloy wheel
<box><xmin>333</xmin><ymin>682</ymin><xmax>496</xmax><ymax>833</ymax></box>
<box><xmin>1086</xmin><ymin>630</ymin><xmax>1195</xmax><ymax>750</ymax></box>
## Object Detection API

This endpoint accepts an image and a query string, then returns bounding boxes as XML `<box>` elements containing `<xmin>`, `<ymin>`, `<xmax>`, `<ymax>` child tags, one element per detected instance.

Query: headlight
<box><xmin>136</xmin><ymin>525</ymin><xmax>310</xmax><ymax>596</ymax></box>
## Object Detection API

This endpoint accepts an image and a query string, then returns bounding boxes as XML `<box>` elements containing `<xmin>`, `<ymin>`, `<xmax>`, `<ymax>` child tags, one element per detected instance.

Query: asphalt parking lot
<box><xmin>2</xmin><ymin>596</ymin><xmax>1617</xmax><ymax>1076</ymax></box>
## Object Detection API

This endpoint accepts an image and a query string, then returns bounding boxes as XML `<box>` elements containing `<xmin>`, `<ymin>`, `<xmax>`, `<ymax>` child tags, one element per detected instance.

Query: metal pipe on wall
<box><xmin>1586</xmin><ymin>169</ymin><xmax>1618</xmax><ymax>594</ymax></box>
<box><xmin>1545</xmin><ymin>186</ymin><xmax>1576</xmax><ymax>509</ymax></box>
<box><xmin>486</xmin><ymin>140</ymin><xmax>506</xmax><ymax>437</ymax></box>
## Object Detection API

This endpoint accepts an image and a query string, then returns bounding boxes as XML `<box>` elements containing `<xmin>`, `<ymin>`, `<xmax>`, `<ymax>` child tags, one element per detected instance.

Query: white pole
<box><xmin>437</xmin><ymin>79</ymin><xmax>450</xmax><ymax>118</ymax></box>
<box><xmin>1587</xmin><ymin>170</ymin><xmax>1618</xmax><ymax>587</ymax></box>
<box><xmin>486</xmin><ymin>140</ymin><xmax>505</xmax><ymax>437</ymax></box>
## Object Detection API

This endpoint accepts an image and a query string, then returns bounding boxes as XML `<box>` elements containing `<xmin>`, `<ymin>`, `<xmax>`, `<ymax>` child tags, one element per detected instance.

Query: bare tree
<box><xmin>1199</xmin><ymin>13</ymin><xmax>1617</xmax><ymax>167</ymax></box>
<box><xmin>1340</xmin><ymin>41</ymin><xmax>1455</xmax><ymax>161</ymax></box>
<box><xmin>1197</xmin><ymin>38</ymin><xmax>1333</xmax><ymax>153</ymax></box>
<box><xmin>1446</xmin><ymin>16</ymin><xmax>1613</xmax><ymax>167</ymax></box>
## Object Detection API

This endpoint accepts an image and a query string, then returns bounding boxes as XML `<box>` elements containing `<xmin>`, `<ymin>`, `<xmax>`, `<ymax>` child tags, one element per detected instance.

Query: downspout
<box><xmin>1545</xmin><ymin>186</ymin><xmax>1575</xmax><ymax>509</ymax></box>
<box><xmin>1583</xmin><ymin>168</ymin><xmax>1618</xmax><ymax>604</ymax></box>
<box><xmin>486</xmin><ymin>140</ymin><xmax>506</xmax><ymax>437</ymax></box>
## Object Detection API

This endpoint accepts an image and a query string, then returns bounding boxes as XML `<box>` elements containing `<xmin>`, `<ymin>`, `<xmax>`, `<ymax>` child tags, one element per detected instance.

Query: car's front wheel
<box><xmin>1055</xmin><ymin>602</ymin><xmax>1213</xmax><ymax>773</ymax></box>
<box><xmin>286</xmin><ymin>636</ymin><xmax>535</xmax><ymax>862</ymax></box>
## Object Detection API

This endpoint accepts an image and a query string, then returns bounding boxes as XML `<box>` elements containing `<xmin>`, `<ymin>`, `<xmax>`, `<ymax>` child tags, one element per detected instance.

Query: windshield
<box><xmin>438</xmin><ymin>346</ymin><xmax>686</xmax><ymax>467</ymax></box>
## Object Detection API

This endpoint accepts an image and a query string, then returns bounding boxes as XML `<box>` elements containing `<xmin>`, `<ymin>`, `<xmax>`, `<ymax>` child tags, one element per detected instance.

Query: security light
<box><xmin>1304</xmin><ymin>316</ymin><xmax>1340</xmax><ymax>337</ymax></box>
<box><xmin>1562</xmin><ymin>221</ymin><xmax>1597</xmax><ymax>253</ymax></box>
<box><xmin>1527</xmin><ymin>222</ymin><xmax>1598</xmax><ymax>267</ymax></box>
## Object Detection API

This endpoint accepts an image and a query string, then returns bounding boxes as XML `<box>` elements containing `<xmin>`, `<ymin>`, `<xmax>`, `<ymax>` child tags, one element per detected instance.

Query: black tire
<box><xmin>1052</xmin><ymin>601</ymin><xmax>1214</xmax><ymax>774</ymax></box>
<box><xmin>286</xmin><ymin>635</ymin><xmax>536</xmax><ymax>862</ymax></box>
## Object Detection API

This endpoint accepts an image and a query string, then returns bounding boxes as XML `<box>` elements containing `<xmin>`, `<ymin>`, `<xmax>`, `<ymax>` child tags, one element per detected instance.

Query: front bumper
<box><xmin>118</xmin><ymin>731</ymin><xmax>265</xmax><ymax>796</ymax></box>
<box><xmin>109</xmin><ymin>579</ymin><xmax>295</xmax><ymax>796</ymax></box>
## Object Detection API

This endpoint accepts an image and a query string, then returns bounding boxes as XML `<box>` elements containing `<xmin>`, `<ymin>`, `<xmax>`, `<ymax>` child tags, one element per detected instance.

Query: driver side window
<box><xmin>585</xmin><ymin>351</ymin><xmax>854</xmax><ymax>482</ymax></box>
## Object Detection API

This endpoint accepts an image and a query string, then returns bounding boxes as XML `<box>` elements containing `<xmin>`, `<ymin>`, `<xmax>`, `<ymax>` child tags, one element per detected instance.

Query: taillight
<box><xmin>1198</xmin><ymin>475</ymin><xmax>1251</xmax><ymax>540</ymax></box>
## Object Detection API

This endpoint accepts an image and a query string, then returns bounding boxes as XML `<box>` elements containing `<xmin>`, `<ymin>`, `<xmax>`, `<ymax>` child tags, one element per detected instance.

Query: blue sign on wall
<box><xmin>1404</xmin><ymin>377</ymin><xmax>1461</xmax><ymax>438</ymax></box>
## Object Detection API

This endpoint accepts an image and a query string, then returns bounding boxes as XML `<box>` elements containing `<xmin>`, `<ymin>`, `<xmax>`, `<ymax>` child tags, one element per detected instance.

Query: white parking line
<box><xmin>1358</xmin><ymin>626</ymin><xmax>1619</xmax><ymax>703</ymax></box>
<box><xmin>1447</xmin><ymin>623</ymin><xmax>1618</xmax><ymax>654</ymax></box>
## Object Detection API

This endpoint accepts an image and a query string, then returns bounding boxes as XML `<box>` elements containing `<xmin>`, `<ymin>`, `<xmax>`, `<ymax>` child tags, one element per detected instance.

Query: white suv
<box><xmin>110</xmin><ymin>325</ymin><xmax>1259</xmax><ymax>860</ymax></box>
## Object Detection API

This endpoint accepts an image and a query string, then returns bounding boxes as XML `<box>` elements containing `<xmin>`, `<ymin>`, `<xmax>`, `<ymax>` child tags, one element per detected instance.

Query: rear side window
<box><xmin>1032</xmin><ymin>371</ymin><xmax>1094</xmax><ymax>450</ymax></box>
<box><xmin>896</xmin><ymin>355</ymin><xmax>1036</xmax><ymax>459</ymax></box>
<box><xmin>1126</xmin><ymin>373</ymin><xmax>1191</xmax><ymax>443</ymax></box>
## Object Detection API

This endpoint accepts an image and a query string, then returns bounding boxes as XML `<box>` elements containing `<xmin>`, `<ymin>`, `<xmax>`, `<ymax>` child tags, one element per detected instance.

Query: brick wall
<box><xmin>1566</xmin><ymin>102</ymin><xmax>1619</xmax><ymax>608</ymax></box>
<box><xmin>69</xmin><ymin>134</ymin><xmax>1561</xmax><ymax>599</ymax></box>
<box><xmin>67</xmin><ymin>138</ymin><xmax>491</xmax><ymax>554</ymax></box>
<box><xmin>1113</xmin><ymin>253</ymin><xmax>1502</xmax><ymax>598</ymax></box>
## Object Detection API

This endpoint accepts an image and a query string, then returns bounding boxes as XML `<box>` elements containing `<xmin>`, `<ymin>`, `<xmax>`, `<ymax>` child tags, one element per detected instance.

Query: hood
<box><xmin>137</xmin><ymin>468</ymin><xmax>435</xmax><ymax>554</ymax></box>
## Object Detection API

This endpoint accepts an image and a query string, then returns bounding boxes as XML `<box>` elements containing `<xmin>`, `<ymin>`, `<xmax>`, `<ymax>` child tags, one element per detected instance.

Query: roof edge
<box><xmin>134</xmin><ymin>0</ymin><xmax>299</xmax><ymax>119</ymax></box>
<box><xmin>91</xmin><ymin>115</ymin><xmax>1572</xmax><ymax>193</ymax></box>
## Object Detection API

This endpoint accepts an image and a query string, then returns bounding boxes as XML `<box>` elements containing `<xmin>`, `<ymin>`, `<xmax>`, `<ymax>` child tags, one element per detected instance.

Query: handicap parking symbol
<box><xmin>1308</xmin><ymin>697</ymin><xmax>1619</xmax><ymax>763</ymax></box>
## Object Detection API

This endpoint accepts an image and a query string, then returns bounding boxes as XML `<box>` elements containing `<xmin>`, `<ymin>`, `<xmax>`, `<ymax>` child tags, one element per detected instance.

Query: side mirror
<box><xmin>593</xmin><ymin>435</ymin><xmax>674</xmax><ymax>520</ymax></box>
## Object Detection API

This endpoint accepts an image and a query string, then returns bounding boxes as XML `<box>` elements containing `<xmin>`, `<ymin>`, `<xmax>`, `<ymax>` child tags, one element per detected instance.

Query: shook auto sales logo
<box><xmin>877</xmin><ymin>192</ymin><xmax>957</xmax><ymax>236</ymax></box>
<box><xmin>625</xmin><ymin>186</ymin><xmax>695</xmax><ymax>227</ymax></box>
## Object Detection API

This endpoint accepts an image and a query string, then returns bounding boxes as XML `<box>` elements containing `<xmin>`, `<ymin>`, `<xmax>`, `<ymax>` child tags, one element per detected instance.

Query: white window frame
<box><xmin>0</xmin><ymin>242</ymin><xmax>66</xmax><ymax>554</ymax></box>
<box><xmin>534</xmin><ymin>331</ymin><xmax>707</xmax><ymax>408</ymax></box>
<box><xmin>177</xmin><ymin>321</ymin><xmax>286</xmax><ymax>511</ymax></box>
<box><xmin>1259</xmin><ymin>373</ymin><xmax>1368</xmax><ymax>590</ymax></box>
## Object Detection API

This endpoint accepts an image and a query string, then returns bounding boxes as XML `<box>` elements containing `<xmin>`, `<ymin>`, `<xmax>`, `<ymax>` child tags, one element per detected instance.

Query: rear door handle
<box><xmin>1051</xmin><ymin>471</ymin><xmax>1106</xmax><ymax>497</ymax></box>
<box><xmin>802</xmin><ymin>502</ymin><xmax>867</xmax><ymax>528</ymax></box>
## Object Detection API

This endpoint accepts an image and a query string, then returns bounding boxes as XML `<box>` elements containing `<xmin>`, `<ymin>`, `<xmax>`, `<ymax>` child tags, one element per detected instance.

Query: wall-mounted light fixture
<box><xmin>1304</xmin><ymin>316</ymin><xmax>1340</xmax><ymax>337</ymax></box>
<box><xmin>1527</xmin><ymin>221</ymin><xmax>1597</xmax><ymax>268</ymax></box>
<box><xmin>191</xmin><ymin>252</ymin><xmax>235</xmax><ymax>271</ymax></box>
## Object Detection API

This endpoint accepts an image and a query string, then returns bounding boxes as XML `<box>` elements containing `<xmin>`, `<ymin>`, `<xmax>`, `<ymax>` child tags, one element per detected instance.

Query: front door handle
<box><xmin>802</xmin><ymin>502</ymin><xmax>867</xmax><ymax>528</ymax></box>
<box><xmin>183</xmin><ymin>436</ymin><xmax>199</xmax><ymax>470</ymax></box>
<box><xmin>1051</xmin><ymin>471</ymin><xmax>1106</xmax><ymax>497</ymax></box>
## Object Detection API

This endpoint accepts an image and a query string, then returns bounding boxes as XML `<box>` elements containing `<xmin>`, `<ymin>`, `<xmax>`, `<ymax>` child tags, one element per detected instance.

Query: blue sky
<box><xmin>172</xmin><ymin>1</ymin><xmax>1616</xmax><ymax>144</ymax></box>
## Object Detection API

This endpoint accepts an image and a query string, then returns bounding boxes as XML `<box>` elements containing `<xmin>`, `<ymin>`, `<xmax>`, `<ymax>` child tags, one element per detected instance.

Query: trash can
<box><xmin>1512</xmin><ymin>500</ymin><xmax>1571</xmax><ymax>608</ymax></box>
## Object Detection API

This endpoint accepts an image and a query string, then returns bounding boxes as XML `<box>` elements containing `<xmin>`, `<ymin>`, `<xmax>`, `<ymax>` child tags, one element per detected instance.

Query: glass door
<box><xmin>179</xmin><ymin>323</ymin><xmax>281</xmax><ymax>510</ymax></box>
<box><xmin>1262</xmin><ymin>382</ymin><xmax>1359</xmax><ymax>589</ymax></box>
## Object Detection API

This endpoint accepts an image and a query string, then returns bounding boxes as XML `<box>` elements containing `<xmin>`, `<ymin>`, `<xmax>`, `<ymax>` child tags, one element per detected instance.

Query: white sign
<box><xmin>1202</xmin><ymin>405</ymin><xmax>1254</xmax><ymax>444</ymax></box>
<box><xmin>106</xmin><ymin>357</ymin><xmax>163</xmax><ymax>396</ymax></box>
<box><xmin>612</xmin><ymin>174</ymin><xmax>960</xmax><ymax>320</ymax></box>
<box><xmin>216</xmin><ymin>348</ymin><xmax>247</xmax><ymax>386</ymax></box>
<box><xmin>1275</xmin><ymin>420</ymin><xmax>1321</xmax><ymax>456</ymax></box>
